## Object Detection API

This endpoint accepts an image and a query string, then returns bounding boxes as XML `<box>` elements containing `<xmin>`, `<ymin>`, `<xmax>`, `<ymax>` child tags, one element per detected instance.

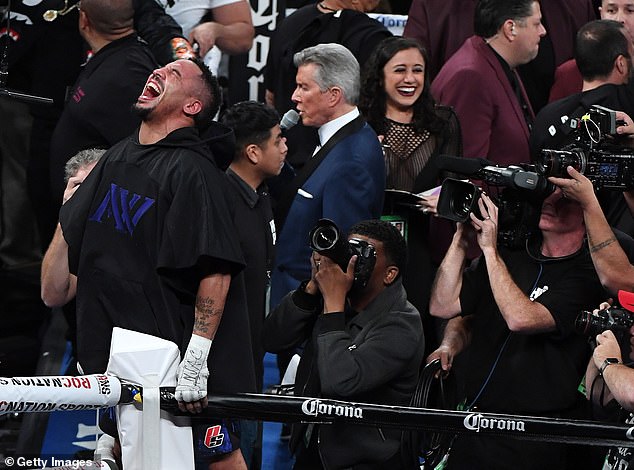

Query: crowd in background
<box><xmin>5</xmin><ymin>0</ymin><xmax>634</xmax><ymax>468</ymax></box>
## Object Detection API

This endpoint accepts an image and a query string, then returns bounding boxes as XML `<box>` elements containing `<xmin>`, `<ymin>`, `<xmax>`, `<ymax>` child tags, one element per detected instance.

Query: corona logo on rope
<box><xmin>463</xmin><ymin>413</ymin><xmax>526</xmax><ymax>433</ymax></box>
<box><xmin>301</xmin><ymin>398</ymin><xmax>363</xmax><ymax>419</ymax></box>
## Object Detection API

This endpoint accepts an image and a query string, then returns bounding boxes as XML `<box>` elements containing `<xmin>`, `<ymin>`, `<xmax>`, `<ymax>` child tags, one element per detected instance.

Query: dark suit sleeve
<box><xmin>133</xmin><ymin>0</ymin><xmax>185</xmax><ymax>65</ymax></box>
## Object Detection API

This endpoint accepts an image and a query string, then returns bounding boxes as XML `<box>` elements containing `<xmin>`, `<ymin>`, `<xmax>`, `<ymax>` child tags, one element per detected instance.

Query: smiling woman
<box><xmin>359</xmin><ymin>37</ymin><xmax>462</xmax><ymax>195</ymax></box>
<box><xmin>359</xmin><ymin>37</ymin><xmax>464</xmax><ymax>354</ymax></box>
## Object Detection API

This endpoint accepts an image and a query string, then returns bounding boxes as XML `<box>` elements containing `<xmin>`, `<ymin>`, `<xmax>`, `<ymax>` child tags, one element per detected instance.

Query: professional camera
<box><xmin>575</xmin><ymin>306</ymin><xmax>634</xmax><ymax>338</ymax></box>
<box><xmin>309</xmin><ymin>219</ymin><xmax>376</xmax><ymax>289</ymax></box>
<box><xmin>436</xmin><ymin>157</ymin><xmax>554</xmax><ymax>249</ymax></box>
<box><xmin>538</xmin><ymin>105</ymin><xmax>634</xmax><ymax>190</ymax></box>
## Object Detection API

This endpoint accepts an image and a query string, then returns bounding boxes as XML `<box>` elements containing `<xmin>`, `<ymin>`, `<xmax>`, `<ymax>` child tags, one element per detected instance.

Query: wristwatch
<box><xmin>599</xmin><ymin>357</ymin><xmax>621</xmax><ymax>376</ymax></box>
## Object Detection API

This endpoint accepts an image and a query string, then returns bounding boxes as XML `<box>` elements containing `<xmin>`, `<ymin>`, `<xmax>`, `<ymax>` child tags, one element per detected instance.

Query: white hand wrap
<box><xmin>175</xmin><ymin>334</ymin><xmax>212</xmax><ymax>403</ymax></box>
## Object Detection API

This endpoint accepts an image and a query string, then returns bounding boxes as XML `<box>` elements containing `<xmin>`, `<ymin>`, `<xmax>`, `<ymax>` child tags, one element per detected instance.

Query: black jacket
<box><xmin>263</xmin><ymin>279</ymin><xmax>425</xmax><ymax>469</ymax></box>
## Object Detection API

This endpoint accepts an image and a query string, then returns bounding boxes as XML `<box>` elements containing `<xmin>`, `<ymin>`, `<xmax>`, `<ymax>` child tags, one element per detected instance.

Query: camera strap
<box><xmin>555</xmin><ymin>94</ymin><xmax>602</xmax><ymax>141</ymax></box>
<box><xmin>274</xmin><ymin>115</ymin><xmax>366</xmax><ymax>231</ymax></box>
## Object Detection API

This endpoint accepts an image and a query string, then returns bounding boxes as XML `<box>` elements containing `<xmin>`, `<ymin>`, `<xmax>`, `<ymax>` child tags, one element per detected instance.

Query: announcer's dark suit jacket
<box><xmin>270</xmin><ymin>117</ymin><xmax>385</xmax><ymax>308</ymax></box>
<box><xmin>432</xmin><ymin>36</ymin><xmax>534</xmax><ymax>165</ymax></box>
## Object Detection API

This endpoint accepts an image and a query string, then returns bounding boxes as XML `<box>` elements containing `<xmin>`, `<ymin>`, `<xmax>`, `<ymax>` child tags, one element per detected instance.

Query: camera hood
<box><xmin>437</xmin><ymin>179</ymin><xmax>482</xmax><ymax>223</ymax></box>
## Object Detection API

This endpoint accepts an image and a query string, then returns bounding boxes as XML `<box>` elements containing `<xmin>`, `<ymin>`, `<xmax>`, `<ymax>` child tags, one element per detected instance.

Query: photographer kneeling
<box><xmin>263</xmin><ymin>219</ymin><xmax>425</xmax><ymax>469</ymax></box>
<box><xmin>585</xmin><ymin>293</ymin><xmax>634</xmax><ymax>470</ymax></box>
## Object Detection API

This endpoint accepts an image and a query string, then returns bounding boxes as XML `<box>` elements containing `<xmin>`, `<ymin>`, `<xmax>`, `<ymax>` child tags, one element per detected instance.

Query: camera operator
<box><xmin>530</xmin><ymin>19</ymin><xmax>634</xmax><ymax>158</ymax></box>
<box><xmin>263</xmin><ymin>219</ymin><xmax>424</xmax><ymax>469</ymax></box>
<box><xmin>549</xmin><ymin>159</ymin><xmax>634</xmax><ymax>293</ymax></box>
<box><xmin>584</xmin><ymin>297</ymin><xmax>634</xmax><ymax>470</ymax></box>
<box><xmin>531</xmin><ymin>18</ymin><xmax>634</xmax><ymax>235</ymax></box>
<box><xmin>429</xmin><ymin>189</ymin><xmax>608</xmax><ymax>468</ymax></box>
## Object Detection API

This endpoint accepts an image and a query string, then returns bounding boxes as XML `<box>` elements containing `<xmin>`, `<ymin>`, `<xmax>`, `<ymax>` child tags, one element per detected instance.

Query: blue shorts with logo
<box><xmin>193</xmin><ymin>419</ymin><xmax>241</xmax><ymax>469</ymax></box>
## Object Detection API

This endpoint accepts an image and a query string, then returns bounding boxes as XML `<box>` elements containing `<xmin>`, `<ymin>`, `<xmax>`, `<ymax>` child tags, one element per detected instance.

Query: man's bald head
<box><xmin>80</xmin><ymin>0</ymin><xmax>134</xmax><ymax>36</ymax></box>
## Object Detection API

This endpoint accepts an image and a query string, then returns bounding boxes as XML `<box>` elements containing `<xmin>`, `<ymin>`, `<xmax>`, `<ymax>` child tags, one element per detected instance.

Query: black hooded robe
<box><xmin>60</xmin><ymin>123</ymin><xmax>256</xmax><ymax>395</ymax></box>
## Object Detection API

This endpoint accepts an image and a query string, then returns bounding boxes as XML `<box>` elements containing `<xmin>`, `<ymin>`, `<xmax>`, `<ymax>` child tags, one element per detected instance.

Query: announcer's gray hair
<box><xmin>294</xmin><ymin>43</ymin><xmax>360</xmax><ymax>105</ymax></box>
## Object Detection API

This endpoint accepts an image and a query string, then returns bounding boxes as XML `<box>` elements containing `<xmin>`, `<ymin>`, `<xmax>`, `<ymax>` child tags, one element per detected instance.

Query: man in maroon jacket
<box><xmin>405</xmin><ymin>0</ymin><xmax>596</xmax><ymax>111</ymax></box>
<box><xmin>431</xmin><ymin>0</ymin><xmax>545</xmax><ymax>165</ymax></box>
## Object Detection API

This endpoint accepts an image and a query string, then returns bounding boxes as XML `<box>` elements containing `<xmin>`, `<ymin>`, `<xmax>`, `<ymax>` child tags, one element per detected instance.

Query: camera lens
<box><xmin>574</xmin><ymin>311</ymin><xmax>595</xmax><ymax>336</ymax></box>
<box><xmin>311</xmin><ymin>225</ymin><xmax>339</xmax><ymax>251</ymax></box>
<box><xmin>538</xmin><ymin>149</ymin><xmax>585</xmax><ymax>177</ymax></box>
<box><xmin>575</xmin><ymin>308</ymin><xmax>634</xmax><ymax>337</ymax></box>
<box><xmin>450</xmin><ymin>188</ymin><xmax>476</xmax><ymax>220</ymax></box>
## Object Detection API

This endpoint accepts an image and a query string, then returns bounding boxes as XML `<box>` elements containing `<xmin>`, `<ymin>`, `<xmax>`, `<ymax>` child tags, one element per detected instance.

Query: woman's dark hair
<box><xmin>359</xmin><ymin>36</ymin><xmax>447</xmax><ymax>136</ymax></box>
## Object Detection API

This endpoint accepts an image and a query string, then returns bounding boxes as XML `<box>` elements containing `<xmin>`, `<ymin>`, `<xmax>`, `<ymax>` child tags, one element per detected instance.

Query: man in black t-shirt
<box><xmin>221</xmin><ymin>101</ymin><xmax>287</xmax><ymax>391</ymax></box>
<box><xmin>48</xmin><ymin>0</ymin><xmax>157</xmax><ymax>205</ymax></box>
<box><xmin>429</xmin><ymin>188</ymin><xmax>610</xmax><ymax>469</ymax></box>
<box><xmin>221</xmin><ymin>101</ymin><xmax>288</xmax><ymax>469</ymax></box>
<box><xmin>529</xmin><ymin>19</ymin><xmax>634</xmax><ymax>235</ymax></box>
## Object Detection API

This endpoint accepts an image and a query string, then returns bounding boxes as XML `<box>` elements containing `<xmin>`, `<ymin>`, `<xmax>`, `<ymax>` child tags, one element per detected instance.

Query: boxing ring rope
<box><xmin>2</xmin><ymin>374</ymin><xmax>634</xmax><ymax>449</ymax></box>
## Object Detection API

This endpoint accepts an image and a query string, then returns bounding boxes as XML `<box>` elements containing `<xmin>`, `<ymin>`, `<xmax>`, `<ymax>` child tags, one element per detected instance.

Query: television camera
<box><xmin>436</xmin><ymin>157</ymin><xmax>554</xmax><ymax>249</ymax></box>
<box><xmin>538</xmin><ymin>105</ymin><xmax>634</xmax><ymax>190</ymax></box>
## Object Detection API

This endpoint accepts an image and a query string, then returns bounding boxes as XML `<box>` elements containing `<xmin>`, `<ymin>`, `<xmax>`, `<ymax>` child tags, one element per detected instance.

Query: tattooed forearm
<box><xmin>193</xmin><ymin>295</ymin><xmax>221</xmax><ymax>335</ymax></box>
<box><xmin>589</xmin><ymin>237</ymin><xmax>617</xmax><ymax>254</ymax></box>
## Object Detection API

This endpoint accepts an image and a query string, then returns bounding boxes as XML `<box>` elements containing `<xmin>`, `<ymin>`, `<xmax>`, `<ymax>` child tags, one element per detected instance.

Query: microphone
<box><xmin>280</xmin><ymin>109</ymin><xmax>300</xmax><ymax>131</ymax></box>
<box><xmin>437</xmin><ymin>155</ymin><xmax>494</xmax><ymax>175</ymax></box>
